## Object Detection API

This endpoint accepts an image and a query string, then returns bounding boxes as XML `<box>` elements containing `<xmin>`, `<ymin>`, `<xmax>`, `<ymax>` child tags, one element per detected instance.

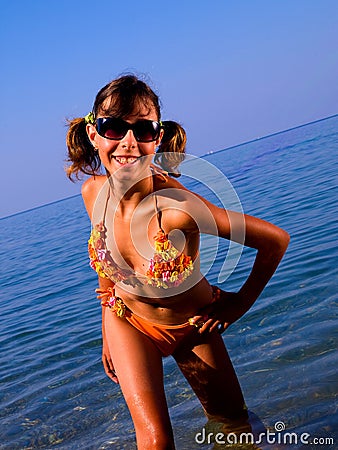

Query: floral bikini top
<box><xmin>88</xmin><ymin>188</ymin><xmax>194</xmax><ymax>289</ymax></box>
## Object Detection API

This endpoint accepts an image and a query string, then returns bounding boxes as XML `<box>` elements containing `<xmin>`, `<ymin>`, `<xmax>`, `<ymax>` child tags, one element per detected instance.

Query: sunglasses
<box><xmin>96</xmin><ymin>117</ymin><xmax>162</xmax><ymax>143</ymax></box>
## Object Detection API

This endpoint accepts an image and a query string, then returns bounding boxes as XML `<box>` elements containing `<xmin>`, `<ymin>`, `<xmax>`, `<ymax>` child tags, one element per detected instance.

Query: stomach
<box><xmin>115</xmin><ymin>274</ymin><xmax>214</xmax><ymax>325</ymax></box>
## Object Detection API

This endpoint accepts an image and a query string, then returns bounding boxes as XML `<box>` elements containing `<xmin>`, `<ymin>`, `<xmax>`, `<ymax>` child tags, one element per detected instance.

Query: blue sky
<box><xmin>1</xmin><ymin>0</ymin><xmax>337</xmax><ymax>218</ymax></box>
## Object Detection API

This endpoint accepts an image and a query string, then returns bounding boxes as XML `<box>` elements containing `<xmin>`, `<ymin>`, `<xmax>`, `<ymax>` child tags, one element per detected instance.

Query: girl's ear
<box><xmin>155</xmin><ymin>128</ymin><xmax>164</xmax><ymax>147</ymax></box>
<box><xmin>86</xmin><ymin>124</ymin><xmax>98</xmax><ymax>147</ymax></box>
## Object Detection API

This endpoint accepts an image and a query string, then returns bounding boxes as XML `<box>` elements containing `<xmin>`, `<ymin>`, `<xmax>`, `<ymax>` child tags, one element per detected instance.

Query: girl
<box><xmin>66</xmin><ymin>74</ymin><xmax>289</xmax><ymax>449</ymax></box>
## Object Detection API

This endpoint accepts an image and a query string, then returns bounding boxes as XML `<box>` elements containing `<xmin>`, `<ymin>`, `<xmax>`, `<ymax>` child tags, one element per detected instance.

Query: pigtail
<box><xmin>154</xmin><ymin>121</ymin><xmax>186</xmax><ymax>177</ymax></box>
<box><xmin>65</xmin><ymin>117</ymin><xmax>101</xmax><ymax>181</ymax></box>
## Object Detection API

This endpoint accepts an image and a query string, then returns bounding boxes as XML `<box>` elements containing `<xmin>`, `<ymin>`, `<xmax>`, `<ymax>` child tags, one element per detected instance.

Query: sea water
<box><xmin>0</xmin><ymin>115</ymin><xmax>337</xmax><ymax>449</ymax></box>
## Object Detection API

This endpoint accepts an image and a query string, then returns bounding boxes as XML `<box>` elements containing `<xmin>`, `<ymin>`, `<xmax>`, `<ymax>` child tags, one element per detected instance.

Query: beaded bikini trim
<box><xmin>88</xmin><ymin>223</ymin><xmax>194</xmax><ymax>288</ymax></box>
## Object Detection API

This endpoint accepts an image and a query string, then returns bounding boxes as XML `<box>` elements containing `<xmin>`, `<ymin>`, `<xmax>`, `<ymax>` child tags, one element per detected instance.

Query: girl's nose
<box><xmin>121</xmin><ymin>129</ymin><xmax>137</xmax><ymax>146</ymax></box>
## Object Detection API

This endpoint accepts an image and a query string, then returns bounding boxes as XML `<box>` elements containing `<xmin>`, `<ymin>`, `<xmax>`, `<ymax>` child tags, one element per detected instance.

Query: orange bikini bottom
<box><xmin>126</xmin><ymin>313</ymin><xmax>194</xmax><ymax>356</ymax></box>
<box><xmin>98</xmin><ymin>286</ymin><xmax>221</xmax><ymax>357</ymax></box>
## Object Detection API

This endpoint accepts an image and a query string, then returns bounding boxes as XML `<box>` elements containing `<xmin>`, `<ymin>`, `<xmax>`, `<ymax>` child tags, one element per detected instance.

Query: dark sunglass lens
<box><xmin>134</xmin><ymin>121</ymin><xmax>160</xmax><ymax>142</ymax></box>
<box><xmin>96</xmin><ymin>118</ymin><xmax>160</xmax><ymax>142</ymax></box>
<box><xmin>97</xmin><ymin>118</ymin><xmax>127</xmax><ymax>140</ymax></box>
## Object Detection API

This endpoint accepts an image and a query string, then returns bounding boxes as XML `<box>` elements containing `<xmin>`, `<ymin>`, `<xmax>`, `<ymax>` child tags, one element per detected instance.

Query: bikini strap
<box><xmin>154</xmin><ymin>193</ymin><xmax>165</xmax><ymax>233</ymax></box>
<box><xmin>102</xmin><ymin>180</ymin><xmax>111</xmax><ymax>228</ymax></box>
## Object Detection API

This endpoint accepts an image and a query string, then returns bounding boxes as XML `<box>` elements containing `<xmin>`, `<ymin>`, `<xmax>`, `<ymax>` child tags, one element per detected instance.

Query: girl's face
<box><xmin>87</xmin><ymin>104</ymin><xmax>163</xmax><ymax>177</ymax></box>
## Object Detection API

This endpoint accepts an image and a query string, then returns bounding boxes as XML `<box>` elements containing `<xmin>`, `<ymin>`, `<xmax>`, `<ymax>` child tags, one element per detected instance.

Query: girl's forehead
<box><xmin>99</xmin><ymin>97</ymin><xmax>158</xmax><ymax>119</ymax></box>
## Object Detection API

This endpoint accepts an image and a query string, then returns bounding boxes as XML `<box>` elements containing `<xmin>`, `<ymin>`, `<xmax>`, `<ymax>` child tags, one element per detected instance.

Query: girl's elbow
<box><xmin>275</xmin><ymin>228</ymin><xmax>290</xmax><ymax>255</ymax></box>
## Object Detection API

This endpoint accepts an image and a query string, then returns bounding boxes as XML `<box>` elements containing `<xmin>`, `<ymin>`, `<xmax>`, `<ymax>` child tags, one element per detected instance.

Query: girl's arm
<box><xmin>191</xmin><ymin>203</ymin><xmax>290</xmax><ymax>332</ymax></box>
<box><xmin>82</xmin><ymin>176</ymin><xmax>119</xmax><ymax>382</ymax></box>
<box><xmin>231</xmin><ymin>212</ymin><xmax>289</xmax><ymax>307</ymax></box>
<box><xmin>97</xmin><ymin>277</ymin><xmax>119</xmax><ymax>383</ymax></box>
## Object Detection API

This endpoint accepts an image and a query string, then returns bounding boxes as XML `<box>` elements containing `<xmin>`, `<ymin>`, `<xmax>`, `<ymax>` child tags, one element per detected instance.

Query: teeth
<box><xmin>114</xmin><ymin>156</ymin><xmax>138</xmax><ymax>164</ymax></box>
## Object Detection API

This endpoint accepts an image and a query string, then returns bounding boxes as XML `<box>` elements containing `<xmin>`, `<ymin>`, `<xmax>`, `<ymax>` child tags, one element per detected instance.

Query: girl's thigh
<box><xmin>173</xmin><ymin>330</ymin><xmax>247</xmax><ymax>421</ymax></box>
<box><xmin>104</xmin><ymin>311</ymin><xmax>174</xmax><ymax>442</ymax></box>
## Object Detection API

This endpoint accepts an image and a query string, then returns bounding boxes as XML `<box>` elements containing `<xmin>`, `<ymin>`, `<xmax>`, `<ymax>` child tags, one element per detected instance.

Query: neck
<box><xmin>108</xmin><ymin>166</ymin><xmax>154</xmax><ymax>216</ymax></box>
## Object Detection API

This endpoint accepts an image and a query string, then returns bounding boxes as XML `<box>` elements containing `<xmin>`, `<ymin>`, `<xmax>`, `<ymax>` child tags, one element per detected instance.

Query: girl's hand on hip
<box><xmin>189</xmin><ymin>290</ymin><xmax>246</xmax><ymax>334</ymax></box>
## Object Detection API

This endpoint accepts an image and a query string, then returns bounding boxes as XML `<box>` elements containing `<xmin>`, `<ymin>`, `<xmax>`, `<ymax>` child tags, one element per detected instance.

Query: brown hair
<box><xmin>65</xmin><ymin>74</ymin><xmax>186</xmax><ymax>180</ymax></box>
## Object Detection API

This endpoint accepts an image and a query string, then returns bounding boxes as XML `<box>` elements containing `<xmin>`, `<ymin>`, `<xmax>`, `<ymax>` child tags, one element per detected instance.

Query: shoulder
<box><xmin>81</xmin><ymin>175</ymin><xmax>107</xmax><ymax>219</ymax></box>
<box><xmin>81</xmin><ymin>175</ymin><xmax>106</xmax><ymax>198</ymax></box>
<box><xmin>155</xmin><ymin>173</ymin><xmax>232</xmax><ymax>235</ymax></box>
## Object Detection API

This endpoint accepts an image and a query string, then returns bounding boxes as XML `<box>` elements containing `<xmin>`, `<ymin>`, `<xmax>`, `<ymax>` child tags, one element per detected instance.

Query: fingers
<box><xmin>189</xmin><ymin>315</ymin><xmax>229</xmax><ymax>335</ymax></box>
<box><xmin>210</xmin><ymin>321</ymin><xmax>230</xmax><ymax>334</ymax></box>
<box><xmin>96</xmin><ymin>289</ymin><xmax>111</xmax><ymax>300</ymax></box>
<box><xmin>200</xmin><ymin>318</ymin><xmax>227</xmax><ymax>334</ymax></box>
<box><xmin>102</xmin><ymin>355</ymin><xmax>119</xmax><ymax>384</ymax></box>
<box><xmin>198</xmin><ymin>317</ymin><xmax>214</xmax><ymax>334</ymax></box>
<box><xmin>188</xmin><ymin>288</ymin><xmax>237</xmax><ymax>334</ymax></box>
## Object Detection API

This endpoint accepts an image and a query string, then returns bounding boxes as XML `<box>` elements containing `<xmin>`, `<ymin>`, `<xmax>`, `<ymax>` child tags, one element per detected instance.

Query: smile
<box><xmin>112</xmin><ymin>156</ymin><xmax>140</xmax><ymax>165</ymax></box>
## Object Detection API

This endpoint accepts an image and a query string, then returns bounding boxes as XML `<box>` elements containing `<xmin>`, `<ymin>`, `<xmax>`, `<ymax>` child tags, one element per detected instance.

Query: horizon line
<box><xmin>201</xmin><ymin>112</ymin><xmax>338</xmax><ymax>157</ymax></box>
<box><xmin>0</xmin><ymin>194</ymin><xmax>82</xmax><ymax>221</ymax></box>
<box><xmin>2</xmin><ymin>112</ymin><xmax>337</xmax><ymax>221</ymax></box>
